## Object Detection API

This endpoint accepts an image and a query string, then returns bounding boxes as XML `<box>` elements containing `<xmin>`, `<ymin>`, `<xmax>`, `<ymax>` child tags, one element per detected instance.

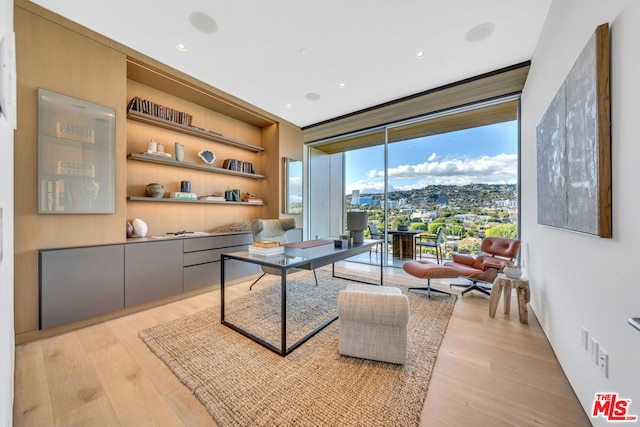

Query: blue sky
<box><xmin>345</xmin><ymin>120</ymin><xmax>518</xmax><ymax>195</ymax></box>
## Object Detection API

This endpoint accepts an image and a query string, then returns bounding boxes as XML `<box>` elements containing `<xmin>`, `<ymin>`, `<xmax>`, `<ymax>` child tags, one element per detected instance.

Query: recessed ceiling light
<box><xmin>286</xmin><ymin>103</ymin><xmax>293</xmax><ymax>109</ymax></box>
<box><xmin>176</xmin><ymin>43</ymin><xmax>187</xmax><ymax>52</ymax></box>
<box><xmin>189</xmin><ymin>12</ymin><xmax>218</xmax><ymax>34</ymax></box>
<box><xmin>305</xmin><ymin>92</ymin><xmax>321</xmax><ymax>101</ymax></box>
<box><xmin>465</xmin><ymin>23</ymin><xmax>495</xmax><ymax>43</ymax></box>
<box><xmin>338</xmin><ymin>82</ymin><xmax>346</xmax><ymax>89</ymax></box>
<box><xmin>416</xmin><ymin>51</ymin><xmax>425</xmax><ymax>59</ymax></box>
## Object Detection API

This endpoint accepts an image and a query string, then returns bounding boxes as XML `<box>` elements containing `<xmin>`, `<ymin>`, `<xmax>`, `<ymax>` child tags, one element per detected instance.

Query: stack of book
<box><xmin>198</xmin><ymin>195</ymin><xmax>226</xmax><ymax>201</ymax></box>
<box><xmin>247</xmin><ymin>241</ymin><xmax>284</xmax><ymax>257</ymax></box>
<box><xmin>169</xmin><ymin>192</ymin><xmax>197</xmax><ymax>200</ymax></box>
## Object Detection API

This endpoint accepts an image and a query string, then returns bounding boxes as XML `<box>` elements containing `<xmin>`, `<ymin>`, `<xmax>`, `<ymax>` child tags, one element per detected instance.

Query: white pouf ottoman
<box><xmin>337</xmin><ymin>284</ymin><xmax>410</xmax><ymax>364</ymax></box>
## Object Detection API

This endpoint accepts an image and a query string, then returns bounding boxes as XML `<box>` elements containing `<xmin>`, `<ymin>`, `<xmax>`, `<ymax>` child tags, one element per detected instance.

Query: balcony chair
<box><xmin>444</xmin><ymin>236</ymin><xmax>521</xmax><ymax>296</ymax></box>
<box><xmin>249</xmin><ymin>218</ymin><xmax>318</xmax><ymax>289</ymax></box>
<box><xmin>367</xmin><ymin>224</ymin><xmax>387</xmax><ymax>254</ymax></box>
<box><xmin>414</xmin><ymin>226</ymin><xmax>445</xmax><ymax>263</ymax></box>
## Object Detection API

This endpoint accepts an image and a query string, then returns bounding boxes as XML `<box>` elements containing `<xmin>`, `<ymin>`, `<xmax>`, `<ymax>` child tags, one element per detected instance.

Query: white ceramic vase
<box><xmin>175</xmin><ymin>142</ymin><xmax>185</xmax><ymax>161</ymax></box>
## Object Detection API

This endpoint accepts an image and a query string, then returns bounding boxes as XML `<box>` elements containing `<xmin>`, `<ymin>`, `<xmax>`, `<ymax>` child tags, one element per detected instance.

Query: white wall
<box><xmin>521</xmin><ymin>0</ymin><xmax>640</xmax><ymax>423</ymax></box>
<box><xmin>0</xmin><ymin>0</ymin><xmax>14</xmax><ymax>424</ymax></box>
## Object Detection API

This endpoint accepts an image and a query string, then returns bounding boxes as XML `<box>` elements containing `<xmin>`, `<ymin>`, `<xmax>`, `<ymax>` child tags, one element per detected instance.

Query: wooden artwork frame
<box><xmin>536</xmin><ymin>23</ymin><xmax>611</xmax><ymax>238</ymax></box>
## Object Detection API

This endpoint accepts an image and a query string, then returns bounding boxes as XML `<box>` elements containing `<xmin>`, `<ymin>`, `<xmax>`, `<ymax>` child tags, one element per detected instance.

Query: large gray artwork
<box><xmin>536</xmin><ymin>23</ymin><xmax>611</xmax><ymax>238</ymax></box>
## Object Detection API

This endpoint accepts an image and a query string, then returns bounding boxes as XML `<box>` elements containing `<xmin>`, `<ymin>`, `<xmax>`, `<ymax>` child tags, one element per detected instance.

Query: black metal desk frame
<box><xmin>221</xmin><ymin>240</ymin><xmax>383</xmax><ymax>356</ymax></box>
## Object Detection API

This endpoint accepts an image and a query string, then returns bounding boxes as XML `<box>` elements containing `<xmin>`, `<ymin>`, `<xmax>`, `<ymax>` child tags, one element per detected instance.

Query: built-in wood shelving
<box><xmin>127</xmin><ymin>153</ymin><xmax>265</xmax><ymax>179</ymax></box>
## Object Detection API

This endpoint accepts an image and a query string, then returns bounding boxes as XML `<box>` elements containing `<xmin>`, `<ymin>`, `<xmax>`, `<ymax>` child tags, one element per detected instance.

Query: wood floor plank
<box><xmin>40</xmin><ymin>332</ymin><xmax>106</xmax><ymax>420</ymax></box>
<box><xmin>164</xmin><ymin>384</ymin><xmax>219</xmax><ymax>427</ymax></box>
<box><xmin>53</xmin><ymin>395</ymin><xmax>120</xmax><ymax>427</ymax></box>
<box><xmin>87</xmin><ymin>342</ymin><xmax>186</xmax><ymax>427</ymax></box>
<box><xmin>13</xmin><ymin>342</ymin><xmax>55</xmax><ymax>426</ymax></box>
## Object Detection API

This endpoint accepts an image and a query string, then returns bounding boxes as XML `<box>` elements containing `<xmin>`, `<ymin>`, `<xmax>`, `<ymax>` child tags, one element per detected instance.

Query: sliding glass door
<box><xmin>307</xmin><ymin>96</ymin><xmax>520</xmax><ymax>268</ymax></box>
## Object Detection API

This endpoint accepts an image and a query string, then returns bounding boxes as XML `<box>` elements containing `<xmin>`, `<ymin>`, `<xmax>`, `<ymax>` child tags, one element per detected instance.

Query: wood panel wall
<box><xmin>13</xmin><ymin>1</ymin><xmax>303</xmax><ymax>343</ymax></box>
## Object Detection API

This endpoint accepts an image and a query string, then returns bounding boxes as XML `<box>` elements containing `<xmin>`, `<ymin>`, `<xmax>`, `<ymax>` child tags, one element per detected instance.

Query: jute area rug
<box><xmin>139</xmin><ymin>271</ymin><xmax>456</xmax><ymax>427</ymax></box>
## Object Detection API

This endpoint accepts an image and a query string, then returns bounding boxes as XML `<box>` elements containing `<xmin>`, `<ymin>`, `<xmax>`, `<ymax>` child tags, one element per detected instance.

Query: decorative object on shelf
<box><xmin>503</xmin><ymin>263</ymin><xmax>522</xmax><ymax>279</ymax></box>
<box><xmin>157</xmin><ymin>143</ymin><xmax>164</xmax><ymax>153</ymax></box>
<box><xmin>147</xmin><ymin>139</ymin><xmax>157</xmax><ymax>152</ymax></box>
<box><xmin>223</xmin><ymin>158</ymin><xmax>254</xmax><ymax>174</ymax></box>
<box><xmin>225</xmin><ymin>189</ymin><xmax>241</xmax><ymax>202</ymax></box>
<box><xmin>145</xmin><ymin>183</ymin><xmax>165</xmax><ymax>198</ymax></box>
<box><xmin>198</xmin><ymin>149</ymin><xmax>216</xmax><ymax>165</ymax></box>
<box><xmin>180</xmin><ymin>181</ymin><xmax>191</xmax><ymax>193</ymax></box>
<box><xmin>131</xmin><ymin>218</ymin><xmax>148</xmax><ymax>237</ymax></box>
<box><xmin>347</xmin><ymin>211</ymin><xmax>368</xmax><ymax>244</ymax></box>
<box><xmin>174</xmin><ymin>142</ymin><xmax>185</xmax><ymax>161</ymax></box>
<box><xmin>126</xmin><ymin>221</ymin><xmax>133</xmax><ymax>238</ymax></box>
<box><xmin>242</xmin><ymin>192</ymin><xmax>263</xmax><ymax>203</ymax></box>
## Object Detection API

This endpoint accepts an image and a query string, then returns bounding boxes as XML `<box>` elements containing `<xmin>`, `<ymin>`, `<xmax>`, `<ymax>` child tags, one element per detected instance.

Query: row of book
<box><xmin>40</xmin><ymin>178</ymin><xmax>100</xmax><ymax>212</ymax></box>
<box><xmin>56</xmin><ymin>160</ymin><xmax>95</xmax><ymax>178</ymax></box>
<box><xmin>127</xmin><ymin>96</ymin><xmax>193</xmax><ymax>127</ymax></box>
<box><xmin>56</xmin><ymin>121</ymin><xmax>95</xmax><ymax>144</ymax></box>
<box><xmin>222</xmin><ymin>158</ymin><xmax>255</xmax><ymax>174</ymax></box>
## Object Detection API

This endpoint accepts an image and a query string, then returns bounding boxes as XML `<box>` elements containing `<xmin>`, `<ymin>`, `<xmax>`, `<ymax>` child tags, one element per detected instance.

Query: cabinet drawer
<box><xmin>183</xmin><ymin>233</ymin><xmax>252</xmax><ymax>252</ymax></box>
<box><xmin>183</xmin><ymin>244</ymin><xmax>252</xmax><ymax>267</ymax></box>
<box><xmin>184</xmin><ymin>236</ymin><xmax>225</xmax><ymax>252</ymax></box>
<box><xmin>184</xmin><ymin>262</ymin><xmax>220</xmax><ymax>292</ymax></box>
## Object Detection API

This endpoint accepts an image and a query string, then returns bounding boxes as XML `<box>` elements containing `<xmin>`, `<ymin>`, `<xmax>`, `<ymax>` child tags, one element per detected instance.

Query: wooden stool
<box><xmin>489</xmin><ymin>274</ymin><xmax>530</xmax><ymax>324</ymax></box>
<box><xmin>403</xmin><ymin>260</ymin><xmax>458</xmax><ymax>298</ymax></box>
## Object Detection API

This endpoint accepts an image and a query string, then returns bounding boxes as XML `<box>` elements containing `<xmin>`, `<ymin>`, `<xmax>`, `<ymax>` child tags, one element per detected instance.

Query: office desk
<box><xmin>387</xmin><ymin>229</ymin><xmax>425</xmax><ymax>259</ymax></box>
<box><xmin>221</xmin><ymin>239</ymin><xmax>382</xmax><ymax>356</ymax></box>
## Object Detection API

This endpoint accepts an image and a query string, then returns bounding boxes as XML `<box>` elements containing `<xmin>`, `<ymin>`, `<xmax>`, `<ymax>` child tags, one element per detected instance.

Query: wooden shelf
<box><xmin>127</xmin><ymin>110</ymin><xmax>264</xmax><ymax>153</ymax></box>
<box><xmin>127</xmin><ymin>196</ymin><xmax>265</xmax><ymax>206</ymax></box>
<box><xmin>127</xmin><ymin>153</ymin><xmax>265</xmax><ymax>179</ymax></box>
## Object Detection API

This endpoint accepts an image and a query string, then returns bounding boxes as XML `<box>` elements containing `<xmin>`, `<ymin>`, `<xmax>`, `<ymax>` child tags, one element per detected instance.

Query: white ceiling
<box><xmin>30</xmin><ymin>0</ymin><xmax>552</xmax><ymax>128</ymax></box>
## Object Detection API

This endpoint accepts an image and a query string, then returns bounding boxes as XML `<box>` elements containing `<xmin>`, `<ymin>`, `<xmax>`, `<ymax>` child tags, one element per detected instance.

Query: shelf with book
<box><xmin>37</xmin><ymin>88</ymin><xmax>116</xmax><ymax>214</ymax></box>
<box><xmin>126</xmin><ymin>152</ymin><xmax>265</xmax><ymax>179</ymax></box>
<box><xmin>127</xmin><ymin>196</ymin><xmax>265</xmax><ymax>206</ymax></box>
<box><xmin>127</xmin><ymin>109</ymin><xmax>264</xmax><ymax>153</ymax></box>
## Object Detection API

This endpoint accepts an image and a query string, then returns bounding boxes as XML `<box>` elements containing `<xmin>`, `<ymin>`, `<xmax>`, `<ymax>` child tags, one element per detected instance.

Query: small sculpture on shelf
<box><xmin>131</xmin><ymin>218</ymin><xmax>148</xmax><ymax>237</ymax></box>
<box><xmin>198</xmin><ymin>149</ymin><xmax>216</xmax><ymax>165</ymax></box>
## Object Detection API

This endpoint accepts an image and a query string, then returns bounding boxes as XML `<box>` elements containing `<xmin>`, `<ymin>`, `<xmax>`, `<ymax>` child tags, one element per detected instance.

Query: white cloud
<box><xmin>349</xmin><ymin>153</ymin><xmax>517</xmax><ymax>194</ymax></box>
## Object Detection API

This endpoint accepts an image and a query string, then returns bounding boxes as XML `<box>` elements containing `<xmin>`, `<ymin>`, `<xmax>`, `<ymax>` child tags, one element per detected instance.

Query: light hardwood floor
<box><xmin>14</xmin><ymin>264</ymin><xmax>592</xmax><ymax>426</ymax></box>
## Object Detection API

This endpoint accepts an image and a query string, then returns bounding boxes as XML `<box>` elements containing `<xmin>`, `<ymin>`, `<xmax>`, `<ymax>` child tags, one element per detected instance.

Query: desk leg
<box><xmin>489</xmin><ymin>282</ymin><xmax>503</xmax><ymax>318</ymax></box>
<box><xmin>281</xmin><ymin>270</ymin><xmax>287</xmax><ymax>355</ymax></box>
<box><xmin>503</xmin><ymin>283</ymin><xmax>512</xmax><ymax>314</ymax></box>
<box><xmin>221</xmin><ymin>255</ymin><xmax>226</xmax><ymax>322</ymax></box>
<box><xmin>516</xmin><ymin>283</ymin><xmax>530</xmax><ymax>324</ymax></box>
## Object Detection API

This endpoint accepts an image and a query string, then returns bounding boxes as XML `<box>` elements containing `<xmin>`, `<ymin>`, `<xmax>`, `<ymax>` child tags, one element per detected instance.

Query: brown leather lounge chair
<box><xmin>444</xmin><ymin>237</ymin><xmax>521</xmax><ymax>296</ymax></box>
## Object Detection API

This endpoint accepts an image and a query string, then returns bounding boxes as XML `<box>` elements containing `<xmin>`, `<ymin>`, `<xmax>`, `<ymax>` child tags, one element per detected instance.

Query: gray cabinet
<box><xmin>124</xmin><ymin>239</ymin><xmax>183</xmax><ymax>307</ymax></box>
<box><xmin>39</xmin><ymin>232</ymin><xmax>259</xmax><ymax>329</ymax></box>
<box><xmin>39</xmin><ymin>244</ymin><xmax>124</xmax><ymax>329</ymax></box>
<box><xmin>183</xmin><ymin>233</ymin><xmax>259</xmax><ymax>292</ymax></box>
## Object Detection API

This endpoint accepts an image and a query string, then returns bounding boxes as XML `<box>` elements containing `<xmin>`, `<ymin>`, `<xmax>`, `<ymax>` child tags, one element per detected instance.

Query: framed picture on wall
<box><xmin>37</xmin><ymin>88</ymin><xmax>116</xmax><ymax>214</ymax></box>
<box><xmin>536</xmin><ymin>23</ymin><xmax>611</xmax><ymax>238</ymax></box>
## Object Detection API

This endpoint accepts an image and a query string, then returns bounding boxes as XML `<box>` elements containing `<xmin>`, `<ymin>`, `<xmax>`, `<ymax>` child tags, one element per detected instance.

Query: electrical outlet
<box><xmin>591</xmin><ymin>337</ymin><xmax>599</xmax><ymax>364</ymax></box>
<box><xmin>581</xmin><ymin>327</ymin><xmax>589</xmax><ymax>351</ymax></box>
<box><xmin>599</xmin><ymin>347</ymin><xmax>609</xmax><ymax>378</ymax></box>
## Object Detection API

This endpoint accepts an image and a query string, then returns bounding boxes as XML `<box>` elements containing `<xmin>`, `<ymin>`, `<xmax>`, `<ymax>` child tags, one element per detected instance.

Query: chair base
<box><xmin>409</xmin><ymin>279</ymin><xmax>452</xmax><ymax>299</ymax></box>
<box><xmin>450</xmin><ymin>281</ymin><xmax>491</xmax><ymax>296</ymax></box>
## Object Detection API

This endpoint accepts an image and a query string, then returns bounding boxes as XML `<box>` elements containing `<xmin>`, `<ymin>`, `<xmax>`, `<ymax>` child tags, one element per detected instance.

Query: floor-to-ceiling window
<box><xmin>308</xmin><ymin>97</ymin><xmax>520</xmax><ymax>267</ymax></box>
